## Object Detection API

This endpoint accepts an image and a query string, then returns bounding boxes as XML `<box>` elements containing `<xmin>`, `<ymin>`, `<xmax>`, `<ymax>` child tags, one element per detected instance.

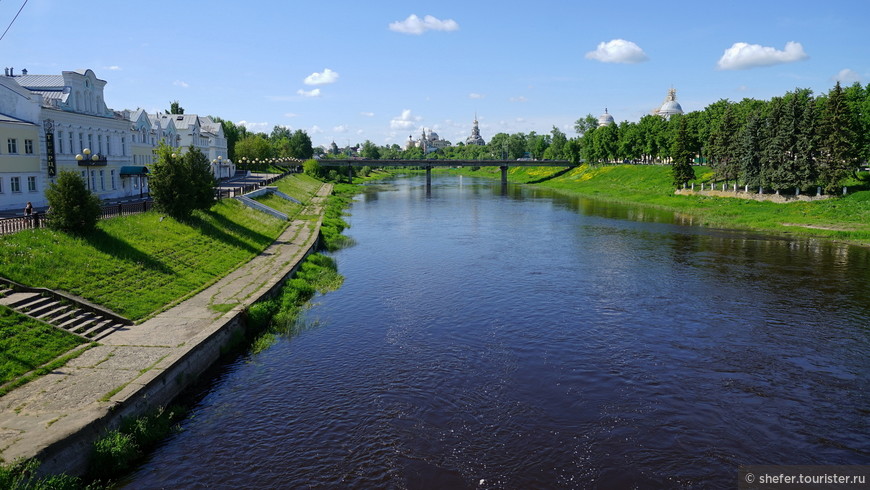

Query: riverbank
<box><xmin>446</xmin><ymin>165</ymin><xmax>870</xmax><ymax>245</ymax></box>
<box><xmin>0</xmin><ymin>177</ymin><xmax>333</xmax><ymax>477</ymax></box>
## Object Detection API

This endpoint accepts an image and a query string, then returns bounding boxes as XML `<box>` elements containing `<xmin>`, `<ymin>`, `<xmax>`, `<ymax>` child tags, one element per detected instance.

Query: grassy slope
<box><xmin>0</xmin><ymin>174</ymin><xmax>323</xmax><ymax>321</ymax></box>
<box><xmin>449</xmin><ymin>165</ymin><xmax>870</xmax><ymax>244</ymax></box>
<box><xmin>0</xmin><ymin>305</ymin><xmax>86</xmax><ymax>385</ymax></box>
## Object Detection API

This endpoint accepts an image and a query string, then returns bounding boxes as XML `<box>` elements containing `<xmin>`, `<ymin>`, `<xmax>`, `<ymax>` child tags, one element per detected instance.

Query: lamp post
<box><xmin>75</xmin><ymin>148</ymin><xmax>100</xmax><ymax>191</ymax></box>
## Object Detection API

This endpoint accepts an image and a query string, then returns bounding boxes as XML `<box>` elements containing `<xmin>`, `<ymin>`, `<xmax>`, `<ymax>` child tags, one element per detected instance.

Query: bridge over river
<box><xmin>318</xmin><ymin>159</ymin><xmax>575</xmax><ymax>185</ymax></box>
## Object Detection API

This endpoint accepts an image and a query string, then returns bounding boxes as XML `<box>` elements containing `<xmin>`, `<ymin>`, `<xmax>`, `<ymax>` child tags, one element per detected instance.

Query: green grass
<box><xmin>448</xmin><ymin>165</ymin><xmax>870</xmax><ymax>244</ymax></box>
<box><xmin>251</xmin><ymin>193</ymin><xmax>302</xmax><ymax>216</ymax></box>
<box><xmin>0</xmin><ymin>174</ymin><xmax>323</xmax><ymax>321</ymax></box>
<box><xmin>0</xmin><ymin>305</ymin><xmax>88</xmax><ymax>386</ymax></box>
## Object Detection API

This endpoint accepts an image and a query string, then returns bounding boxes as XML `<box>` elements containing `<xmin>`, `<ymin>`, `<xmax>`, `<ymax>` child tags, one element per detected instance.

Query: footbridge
<box><xmin>318</xmin><ymin>159</ymin><xmax>575</xmax><ymax>186</ymax></box>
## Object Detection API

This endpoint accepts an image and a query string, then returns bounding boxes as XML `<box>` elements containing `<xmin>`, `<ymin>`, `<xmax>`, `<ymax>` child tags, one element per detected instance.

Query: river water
<box><xmin>125</xmin><ymin>175</ymin><xmax>868</xmax><ymax>489</ymax></box>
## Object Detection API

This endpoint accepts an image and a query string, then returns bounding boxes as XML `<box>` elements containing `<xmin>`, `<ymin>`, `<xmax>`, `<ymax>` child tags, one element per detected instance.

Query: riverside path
<box><xmin>0</xmin><ymin>182</ymin><xmax>334</xmax><ymax>477</ymax></box>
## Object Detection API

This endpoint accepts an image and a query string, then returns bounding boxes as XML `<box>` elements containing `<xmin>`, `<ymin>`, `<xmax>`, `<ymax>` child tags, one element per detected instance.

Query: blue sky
<box><xmin>2</xmin><ymin>0</ymin><xmax>868</xmax><ymax>149</ymax></box>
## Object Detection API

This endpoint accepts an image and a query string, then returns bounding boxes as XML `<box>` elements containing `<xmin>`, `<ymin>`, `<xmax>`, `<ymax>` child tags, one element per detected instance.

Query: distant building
<box><xmin>597</xmin><ymin>108</ymin><xmax>615</xmax><ymax>127</ymax></box>
<box><xmin>465</xmin><ymin>115</ymin><xmax>486</xmax><ymax>145</ymax></box>
<box><xmin>653</xmin><ymin>88</ymin><xmax>683</xmax><ymax>119</ymax></box>
<box><xmin>406</xmin><ymin>128</ymin><xmax>450</xmax><ymax>154</ymax></box>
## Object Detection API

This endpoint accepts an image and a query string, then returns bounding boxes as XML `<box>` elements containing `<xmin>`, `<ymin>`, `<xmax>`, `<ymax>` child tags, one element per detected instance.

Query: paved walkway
<box><xmin>0</xmin><ymin>183</ymin><xmax>333</xmax><ymax>472</ymax></box>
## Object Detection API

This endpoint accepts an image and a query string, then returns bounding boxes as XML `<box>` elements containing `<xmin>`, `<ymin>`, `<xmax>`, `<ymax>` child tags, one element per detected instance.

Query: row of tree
<box><xmin>333</xmin><ymin>81</ymin><xmax>869</xmax><ymax>192</ymax></box>
<box><xmin>208</xmin><ymin>119</ymin><xmax>315</xmax><ymax>165</ymax></box>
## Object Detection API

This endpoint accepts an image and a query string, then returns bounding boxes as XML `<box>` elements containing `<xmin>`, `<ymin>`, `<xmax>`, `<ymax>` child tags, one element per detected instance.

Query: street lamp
<box><xmin>75</xmin><ymin>148</ymin><xmax>100</xmax><ymax>190</ymax></box>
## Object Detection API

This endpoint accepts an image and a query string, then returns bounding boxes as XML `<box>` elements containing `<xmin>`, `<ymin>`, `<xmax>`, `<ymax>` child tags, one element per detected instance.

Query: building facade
<box><xmin>0</xmin><ymin>76</ymin><xmax>42</xmax><ymax>212</ymax></box>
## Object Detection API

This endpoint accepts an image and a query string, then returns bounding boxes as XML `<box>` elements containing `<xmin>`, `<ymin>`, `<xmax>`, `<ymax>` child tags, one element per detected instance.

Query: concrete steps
<box><xmin>0</xmin><ymin>287</ymin><xmax>130</xmax><ymax>342</ymax></box>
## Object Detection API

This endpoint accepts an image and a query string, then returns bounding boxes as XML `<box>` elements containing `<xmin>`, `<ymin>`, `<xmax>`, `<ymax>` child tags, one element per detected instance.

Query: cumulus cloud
<box><xmin>585</xmin><ymin>39</ymin><xmax>649</xmax><ymax>64</ymax></box>
<box><xmin>389</xmin><ymin>14</ymin><xmax>459</xmax><ymax>35</ymax></box>
<box><xmin>105</xmin><ymin>65</ymin><xmax>122</xmax><ymax>71</ymax></box>
<box><xmin>333</xmin><ymin>125</ymin><xmax>349</xmax><ymax>133</ymax></box>
<box><xmin>390</xmin><ymin>109</ymin><xmax>422</xmax><ymax>129</ymax></box>
<box><xmin>833</xmin><ymin>68</ymin><xmax>862</xmax><ymax>84</ymax></box>
<box><xmin>173</xmin><ymin>80</ymin><xmax>189</xmax><ymax>88</ymax></box>
<box><xmin>309</xmin><ymin>125</ymin><xmax>323</xmax><ymax>134</ymax></box>
<box><xmin>304</xmin><ymin>68</ymin><xmax>339</xmax><ymax>85</ymax></box>
<box><xmin>237</xmin><ymin>120</ymin><xmax>270</xmax><ymax>132</ymax></box>
<box><xmin>716</xmin><ymin>41</ymin><xmax>808</xmax><ymax>70</ymax></box>
<box><xmin>297</xmin><ymin>88</ymin><xmax>321</xmax><ymax>97</ymax></box>
<box><xmin>469</xmin><ymin>93</ymin><xmax>484</xmax><ymax>99</ymax></box>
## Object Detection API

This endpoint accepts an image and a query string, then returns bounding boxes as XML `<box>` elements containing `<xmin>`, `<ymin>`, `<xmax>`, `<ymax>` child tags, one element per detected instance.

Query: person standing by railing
<box><xmin>24</xmin><ymin>201</ymin><xmax>32</xmax><ymax>218</ymax></box>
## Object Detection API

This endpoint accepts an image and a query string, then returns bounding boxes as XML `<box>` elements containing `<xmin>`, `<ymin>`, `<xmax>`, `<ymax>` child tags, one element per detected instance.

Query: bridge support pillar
<box><xmin>347</xmin><ymin>164</ymin><xmax>354</xmax><ymax>183</ymax></box>
<box><xmin>426</xmin><ymin>166</ymin><xmax>432</xmax><ymax>188</ymax></box>
<box><xmin>500</xmin><ymin>166</ymin><xmax>508</xmax><ymax>186</ymax></box>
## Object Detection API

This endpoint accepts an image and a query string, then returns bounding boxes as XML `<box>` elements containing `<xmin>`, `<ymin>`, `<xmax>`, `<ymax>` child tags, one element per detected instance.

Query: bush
<box><xmin>149</xmin><ymin>143</ymin><xmax>215</xmax><ymax>220</ymax></box>
<box><xmin>90</xmin><ymin>431</ymin><xmax>139</xmax><ymax>479</ymax></box>
<box><xmin>44</xmin><ymin>170</ymin><xmax>102</xmax><ymax>234</ymax></box>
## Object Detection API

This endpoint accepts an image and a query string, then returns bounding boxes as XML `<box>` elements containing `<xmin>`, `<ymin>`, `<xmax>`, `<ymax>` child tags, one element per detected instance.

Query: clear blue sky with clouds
<box><xmin>2</xmin><ymin>0</ymin><xmax>868</xmax><ymax>149</ymax></box>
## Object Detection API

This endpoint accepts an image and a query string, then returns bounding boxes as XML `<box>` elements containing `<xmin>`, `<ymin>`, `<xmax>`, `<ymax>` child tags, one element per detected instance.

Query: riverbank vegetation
<box><xmin>448</xmin><ymin>164</ymin><xmax>870</xmax><ymax>243</ymax></box>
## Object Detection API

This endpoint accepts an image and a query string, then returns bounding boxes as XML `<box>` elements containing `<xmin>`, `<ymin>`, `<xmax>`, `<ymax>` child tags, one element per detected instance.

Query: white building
<box><xmin>653</xmin><ymin>88</ymin><xmax>684</xmax><ymax>119</ymax></box>
<box><xmin>152</xmin><ymin>113</ymin><xmax>234</xmax><ymax>179</ymax></box>
<box><xmin>0</xmin><ymin>75</ymin><xmax>43</xmax><ymax>213</ymax></box>
<box><xmin>7</xmin><ymin>68</ymin><xmax>136</xmax><ymax>204</ymax></box>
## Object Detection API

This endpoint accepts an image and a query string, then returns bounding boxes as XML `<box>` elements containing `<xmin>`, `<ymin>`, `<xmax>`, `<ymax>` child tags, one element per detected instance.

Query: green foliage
<box><xmin>361</xmin><ymin>140</ymin><xmax>381</xmax><ymax>159</ymax></box>
<box><xmin>235</xmin><ymin>134</ymin><xmax>274</xmax><ymax>162</ymax></box>
<box><xmin>44</xmin><ymin>170</ymin><xmax>102</xmax><ymax>234</ymax></box>
<box><xmin>90</xmin><ymin>431</ymin><xmax>139</xmax><ymax>479</ymax></box>
<box><xmin>0</xmin><ymin>459</ymin><xmax>85</xmax><ymax>490</ymax></box>
<box><xmin>149</xmin><ymin>143</ymin><xmax>215</xmax><ymax>220</ymax></box>
<box><xmin>303</xmin><ymin>159</ymin><xmax>324</xmax><ymax>179</ymax></box>
<box><xmin>168</xmin><ymin>100</ymin><xmax>184</xmax><ymax>115</ymax></box>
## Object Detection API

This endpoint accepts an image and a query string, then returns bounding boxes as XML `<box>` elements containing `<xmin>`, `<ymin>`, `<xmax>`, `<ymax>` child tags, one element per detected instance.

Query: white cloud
<box><xmin>389</xmin><ymin>14</ymin><xmax>459</xmax><ymax>35</ymax></box>
<box><xmin>509</xmin><ymin>96</ymin><xmax>527</xmax><ymax>103</ymax></box>
<box><xmin>356</xmin><ymin>129</ymin><xmax>365</xmax><ymax>135</ymax></box>
<box><xmin>333</xmin><ymin>125</ymin><xmax>349</xmax><ymax>133</ymax></box>
<box><xmin>833</xmin><ymin>68</ymin><xmax>862</xmax><ymax>84</ymax></box>
<box><xmin>716</xmin><ymin>41</ymin><xmax>808</xmax><ymax>70</ymax></box>
<box><xmin>237</xmin><ymin>120</ymin><xmax>270</xmax><ymax>132</ymax></box>
<box><xmin>173</xmin><ymin>80</ymin><xmax>189</xmax><ymax>88</ymax></box>
<box><xmin>360</xmin><ymin>111</ymin><xmax>375</xmax><ymax>117</ymax></box>
<box><xmin>297</xmin><ymin>88</ymin><xmax>321</xmax><ymax>97</ymax></box>
<box><xmin>104</xmin><ymin>65</ymin><xmax>122</xmax><ymax>71</ymax></box>
<box><xmin>585</xmin><ymin>39</ymin><xmax>649</xmax><ymax>64</ymax></box>
<box><xmin>304</xmin><ymin>68</ymin><xmax>339</xmax><ymax>85</ymax></box>
<box><xmin>469</xmin><ymin>93</ymin><xmax>484</xmax><ymax>99</ymax></box>
<box><xmin>390</xmin><ymin>109</ymin><xmax>421</xmax><ymax>129</ymax></box>
<box><xmin>309</xmin><ymin>125</ymin><xmax>323</xmax><ymax>134</ymax></box>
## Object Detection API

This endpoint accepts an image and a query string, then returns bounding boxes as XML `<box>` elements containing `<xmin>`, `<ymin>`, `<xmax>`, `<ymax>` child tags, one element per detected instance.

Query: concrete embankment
<box><xmin>0</xmin><ymin>183</ymin><xmax>333</xmax><ymax>476</ymax></box>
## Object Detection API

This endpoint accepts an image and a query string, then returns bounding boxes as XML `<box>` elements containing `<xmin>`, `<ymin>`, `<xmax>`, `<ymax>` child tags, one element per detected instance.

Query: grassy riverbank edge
<box><xmin>444</xmin><ymin>165</ymin><xmax>870</xmax><ymax>245</ymax></box>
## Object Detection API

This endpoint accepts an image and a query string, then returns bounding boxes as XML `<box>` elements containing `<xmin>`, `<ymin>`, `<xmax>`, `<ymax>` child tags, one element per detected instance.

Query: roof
<box><xmin>8</xmin><ymin>74</ymin><xmax>65</xmax><ymax>90</ymax></box>
<box><xmin>0</xmin><ymin>112</ymin><xmax>37</xmax><ymax>125</ymax></box>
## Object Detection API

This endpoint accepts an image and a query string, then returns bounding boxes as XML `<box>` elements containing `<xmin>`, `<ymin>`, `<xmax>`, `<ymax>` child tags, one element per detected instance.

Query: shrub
<box><xmin>90</xmin><ymin>431</ymin><xmax>139</xmax><ymax>479</ymax></box>
<box><xmin>44</xmin><ymin>170</ymin><xmax>102</xmax><ymax>234</ymax></box>
<box><xmin>149</xmin><ymin>143</ymin><xmax>215</xmax><ymax>220</ymax></box>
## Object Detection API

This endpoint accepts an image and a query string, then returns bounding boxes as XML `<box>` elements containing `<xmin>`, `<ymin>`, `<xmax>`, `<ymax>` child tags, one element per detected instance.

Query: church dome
<box><xmin>659</xmin><ymin>100</ymin><xmax>683</xmax><ymax>116</ymax></box>
<box><xmin>598</xmin><ymin>109</ymin><xmax>615</xmax><ymax>127</ymax></box>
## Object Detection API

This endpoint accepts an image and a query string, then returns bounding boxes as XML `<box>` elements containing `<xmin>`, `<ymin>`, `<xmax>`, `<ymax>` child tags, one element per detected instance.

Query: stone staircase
<box><xmin>0</xmin><ymin>279</ymin><xmax>132</xmax><ymax>342</ymax></box>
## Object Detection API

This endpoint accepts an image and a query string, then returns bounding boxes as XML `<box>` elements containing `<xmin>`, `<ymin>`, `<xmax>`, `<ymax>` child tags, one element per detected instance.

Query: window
<box><xmin>110</xmin><ymin>169</ymin><xmax>116</xmax><ymax>190</ymax></box>
<box><xmin>7</xmin><ymin>138</ymin><xmax>17</xmax><ymax>154</ymax></box>
<box><xmin>79</xmin><ymin>133</ymin><xmax>84</xmax><ymax>152</ymax></box>
<box><xmin>0</xmin><ymin>177</ymin><xmax>3</xmax><ymax>193</ymax></box>
<box><xmin>88</xmin><ymin>134</ymin><xmax>93</xmax><ymax>151</ymax></box>
<box><xmin>25</xmin><ymin>139</ymin><xmax>34</xmax><ymax>154</ymax></box>
<box><xmin>121</xmin><ymin>137</ymin><xmax>126</xmax><ymax>155</ymax></box>
<box><xmin>106</xmin><ymin>136</ymin><xmax>111</xmax><ymax>155</ymax></box>
<box><xmin>27</xmin><ymin>176</ymin><xmax>36</xmax><ymax>192</ymax></box>
<box><xmin>11</xmin><ymin>177</ymin><xmax>21</xmax><ymax>193</ymax></box>
<box><xmin>99</xmin><ymin>170</ymin><xmax>105</xmax><ymax>191</ymax></box>
<box><xmin>90</xmin><ymin>171</ymin><xmax>96</xmax><ymax>190</ymax></box>
<box><xmin>98</xmin><ymin>134</ymin><xmax>103</xmax><ymax>153</ymax></box>
<box><xmin>58</xmin><ymin>131</ymin><xmax>64</xmax><ymax>153</ymax></box>
<box><xmin>68</xmin><ymin>132</ymin><xmax>74</xmax><ymax>154</ymax></box>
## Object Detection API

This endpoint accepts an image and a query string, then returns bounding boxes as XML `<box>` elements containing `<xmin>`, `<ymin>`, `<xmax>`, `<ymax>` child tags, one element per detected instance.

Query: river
<box><xmin>124</xmin><ymin>175</ymin><xmax>869</xmax><ymax>489</ymax></box>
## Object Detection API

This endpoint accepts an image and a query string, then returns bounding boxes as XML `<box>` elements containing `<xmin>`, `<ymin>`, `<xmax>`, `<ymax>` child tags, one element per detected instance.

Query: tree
<box><xmin>818</xmin><ymin>81</ymin><xmax>861</xmax><ymax>192</ymax></box>
<box><xmin>168</xmin><ymin>101</ymin><xmax>184</xmax><ymax>115</ymax></box>
<box><xmin>150</xmin><ymin>143</ymin><xmax>215</xmax><ymax>220</ymax></box>
<box><xmin>44</xmin><ymin>170</ymin><xmax>101</xmax><ymax>233</ymax></box>
<box><xmin>360</xmin><ymin>140</ymin><xmax>381</xmax><ymax>160</ymax></box>
<box><xmin>708</xmin><ymin>103</ymin><xmax>740</xmax><ymax>183</ymax></box>
<box><xmin>235</xmin><ymin>135</ymin><xmax>273</xmax><ymax>162</ymax></box>
<box><xmin>211</xmin><ymin>117</ymin><xmax>241</xmax><ymax>162</ymax></box>
<box><xmin>270</xmin><ymin>125</ymin><xmax>292</xmax><ymax>141</ymax></box>
<box><xmin>544</xmin><ymin>126</ymin><xmax>568</xmax><ymax>160</ymax></box>
<box><xmin>738</xmin><ymin>112</ymin><xmax>764</xmax><ymax>187</ymax></box>
<box><xmin>670</xmin><ymin>116</ymin><xmax>695</xmax><ymax>188</ymax></box>
<box><xmin>287</xmin><ymin>130</ymin><xmax>314</xmax><ymax>159</ymax></box>
<box><xmin>574</xmin><ymin>114</ymin><xmax>598</xmax><ymax>135</ymax></box>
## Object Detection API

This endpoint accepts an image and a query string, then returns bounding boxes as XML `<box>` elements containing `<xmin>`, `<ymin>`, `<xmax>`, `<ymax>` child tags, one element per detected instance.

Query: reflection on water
<box><xmin>126</xmin><ymin>175</ymin><xmax>869</xmax><ymax>489</ymax></box>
